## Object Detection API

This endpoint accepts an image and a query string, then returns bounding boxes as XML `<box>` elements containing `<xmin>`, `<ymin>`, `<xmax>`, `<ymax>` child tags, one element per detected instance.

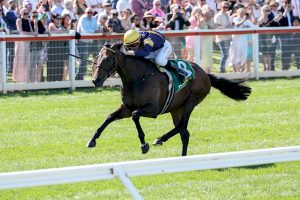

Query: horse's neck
<box><xmin>116</xmin><ymin>57</ymin><xmax>152</xmax><ymax>84</ymax></box>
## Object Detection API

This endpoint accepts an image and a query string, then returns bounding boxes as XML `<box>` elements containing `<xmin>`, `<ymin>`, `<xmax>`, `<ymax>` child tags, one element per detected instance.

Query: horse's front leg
<box><xmin>132</xmin><ymin>108</ymin><xmax>158</xmax><ymax>154</ymax></box>
<box><xmin>86</xmin><ymin>105</ymin><xmax>131</xmax><ymax>148</ymax></box>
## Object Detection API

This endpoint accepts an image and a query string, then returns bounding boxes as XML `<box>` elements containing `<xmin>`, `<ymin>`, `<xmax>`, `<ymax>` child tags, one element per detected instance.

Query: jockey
<box><xmin>122</xmin><ymin>29</ymin><xmax>187</xmax><ymax>81</ymax></box>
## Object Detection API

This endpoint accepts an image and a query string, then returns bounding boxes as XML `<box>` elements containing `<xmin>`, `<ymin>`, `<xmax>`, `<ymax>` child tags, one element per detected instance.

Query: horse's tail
<box><xmin>208</xmin><ymin>74</ymin><xmax>251</xmax><ymax>101</ymax></box>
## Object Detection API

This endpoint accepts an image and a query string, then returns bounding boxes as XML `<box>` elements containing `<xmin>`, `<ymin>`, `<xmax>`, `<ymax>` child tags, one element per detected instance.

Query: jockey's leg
<box><xmin>156</xmin><ymin>41</ymin><xmax>187</xmax><ymax>82</ymax></box>
<box><xmin>155</xmin><ymin>40</ymin><xmax>172</xmax><ymax>67</ymax></box>
<box><xmin>165</xmin><ymin>61</ymin><xmax>188</xmax><ymax>82</ymax></box>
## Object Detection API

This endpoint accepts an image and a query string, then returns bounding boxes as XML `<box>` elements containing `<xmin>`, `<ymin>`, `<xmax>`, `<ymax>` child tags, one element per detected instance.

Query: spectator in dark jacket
<box><xmin>34</xmin><ymin>13</ymin><xmax>50</xmax><ymax>82</ymax></box>
<box><xmin>4</xmin><ymin>0</ymin><xmax>18</xmax><ymax>32</ymax></box>
<box><xmin>165</xmin><ymin>4</ymin><xmax>190</xmax><ymax>59</ymax></box>
<box><xmin>107</xmin><ymin>9</ymin><xmax>125</xmax><ymax>33</ymax></box>
<box><xmin>258</xmin><ymin>5</ymin><xmax>281</xmax><ymax>71</ymax></box>
<box><xmin>4</xmin><ymin>0</ymin><xmax>18</xmax><ymax>73</ymax></box>
<box><xmin>278</xmin><ymin>0</ymin><xmax>294</xmax><ymax>70</ymax></box>
<box><xmin>291</xmin><ymin>17</ymin><xmax>300</xmax><ymax>69</ymax></box>
<box><xmin>268</xmin><ymin>0</ymin><xmax>280</xmax><ymax>70</ymax></box>
<box><xmin>166</xmin><ymin>4</ymin><xmax>191</xmax><ymax>30</ymax></box>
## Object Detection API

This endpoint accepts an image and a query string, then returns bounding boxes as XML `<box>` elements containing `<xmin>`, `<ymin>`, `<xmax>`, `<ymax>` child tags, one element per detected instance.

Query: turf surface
<box><xmin>0</xmin><ymin>78</ymin><xmax>299</xmax><ymax>199</ymax></box>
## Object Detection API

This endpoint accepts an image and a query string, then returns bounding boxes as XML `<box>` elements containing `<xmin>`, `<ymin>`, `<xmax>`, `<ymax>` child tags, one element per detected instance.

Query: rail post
<box><xmin>113</xmin><ymin>166</ymin><xmax>143</xmax><ymax>200</ymax></box>
<box><xmin>69</xmin><ymin>32</ymin><xmax>76</xmax><ymax>91</ymax></box>
<box><xmin>194</xmin><ymin>30</ymin><xmax>201</xmax><ymax>66</ymax></box>
<box><xmin>253</xmin><ymin>33</ymin><xmax>260</xmax><ymax>80</ymax></box>
<box><xmin>1</xmin><ymin>38</ymin><xmax>7</xmax><ymax>94</ymax></box>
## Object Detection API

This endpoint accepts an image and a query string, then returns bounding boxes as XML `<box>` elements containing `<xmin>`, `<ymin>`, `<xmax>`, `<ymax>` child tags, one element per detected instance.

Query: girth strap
<box><xmin>159</xmin><ymin>68</ymin><xmax>175</xmax><ymax>114</ymax></box>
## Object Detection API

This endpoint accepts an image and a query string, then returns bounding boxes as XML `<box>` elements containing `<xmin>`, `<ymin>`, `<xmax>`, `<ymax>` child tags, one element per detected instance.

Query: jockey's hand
<box><xmin>120</xmin><ymin>45</ymin><xmax>127</xmax><ymax>54</ymax></box>
<box><xmin>126</xmin><ymin>50</ymin><xmax>135</xmax><ymax>56</ymax></box>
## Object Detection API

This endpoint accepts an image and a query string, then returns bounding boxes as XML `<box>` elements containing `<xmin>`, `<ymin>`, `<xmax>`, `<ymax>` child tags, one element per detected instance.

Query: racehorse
<box><xmin>86</xmin><ymin>41</ymin><xmax>251</xmax><ymax>156</ymax></box>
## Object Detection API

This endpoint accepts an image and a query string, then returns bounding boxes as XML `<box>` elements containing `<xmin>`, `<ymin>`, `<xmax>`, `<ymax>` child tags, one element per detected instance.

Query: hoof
<box><xmin>86</xmin><ymin>140</ymin><xmax>96</xmax><ymax>148</ymax></box>
<box><xmin>153</xmin><ymin>138</ymin><xmax>163</xmax><ymax>146</ymax></box>
<box><xmin>141</xmin><ymin>143</ymin><xmax>150</xmax><ymax>154</ymax></box>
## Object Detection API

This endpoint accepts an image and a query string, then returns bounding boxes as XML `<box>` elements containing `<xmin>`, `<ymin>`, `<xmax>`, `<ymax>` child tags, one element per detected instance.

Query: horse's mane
<box><xmin>110</xmin><ymin>40</ymin><xmax>123</xmax><ymax>50</ymax></box>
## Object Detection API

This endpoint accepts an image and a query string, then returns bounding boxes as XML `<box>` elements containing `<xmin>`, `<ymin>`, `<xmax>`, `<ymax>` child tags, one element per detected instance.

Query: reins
<box><xmin>99</xmin><ymin>47</ymin><xmax>118</xmax><ymax>79</ymax></box>
<box><xmin>103</xmin><ymin>46</ymin><xmax>157</xmax><ymax>87</ymax></box>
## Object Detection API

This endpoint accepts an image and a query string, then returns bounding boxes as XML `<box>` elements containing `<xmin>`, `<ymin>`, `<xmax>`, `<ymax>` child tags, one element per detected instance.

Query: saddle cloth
<box><xmin>169</xmin><ymin>59</ymin><xmax>195</xmax><ymax>92</ymax></box>
<box><xmin>159</xmin><ymin>59</ymin><xmax>195</xmax><ymax>114</ymax></box>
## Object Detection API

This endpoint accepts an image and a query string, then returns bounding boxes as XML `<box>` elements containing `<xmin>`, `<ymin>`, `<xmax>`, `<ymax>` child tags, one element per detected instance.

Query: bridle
<box><xmin>96</xmin><ymin>47</ymin><xmax>118</xmax><ymax>80</ymax></box>
<box><xmin>97</xmin><ymin>45</ymin><xmax>156</xmax><ymax>86</ymax></box>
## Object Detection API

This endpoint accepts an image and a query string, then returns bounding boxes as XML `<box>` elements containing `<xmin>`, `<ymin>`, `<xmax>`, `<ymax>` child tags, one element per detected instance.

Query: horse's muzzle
<box><xmin>92</xmin><ymin>77</ymin><xmax>103</xmax><ymax>87</ymax></box>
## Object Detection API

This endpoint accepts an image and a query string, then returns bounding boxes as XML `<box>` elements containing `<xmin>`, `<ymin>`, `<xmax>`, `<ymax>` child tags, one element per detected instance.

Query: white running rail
<box><xmin>0</xmin><ymin>146</ymin><xmax>299</xmax><ymax>200</ymax></box>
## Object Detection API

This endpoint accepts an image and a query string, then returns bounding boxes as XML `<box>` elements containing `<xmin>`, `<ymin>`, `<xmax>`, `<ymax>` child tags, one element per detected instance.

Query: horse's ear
<box><xmin>104</xmin><ymin>42</ymin><xmax>111</xmax><ymax>47</ymax></box>
<box><xmin>112</xmin><ymin>40</ymin><xmax>123</xmax><ymax>50</ymax></box>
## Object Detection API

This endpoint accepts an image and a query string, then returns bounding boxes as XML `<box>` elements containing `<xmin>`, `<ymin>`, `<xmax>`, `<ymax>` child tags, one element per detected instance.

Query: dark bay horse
<box><xmin>87</xmin><ymin>42</ymin><xmax>251</xmax><ymax>156</ymax></box>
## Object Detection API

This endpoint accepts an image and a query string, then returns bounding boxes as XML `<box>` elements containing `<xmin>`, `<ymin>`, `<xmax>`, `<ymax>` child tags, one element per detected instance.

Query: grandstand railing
<box><xmin>1</xmin><ymin>27</ymin><xmax>300</xmax><ymax>94</ymax></box>
<box><xmin>0</xmin><ymin>146</ymin><xmax>299</xmax><ymax>200</ymax></box>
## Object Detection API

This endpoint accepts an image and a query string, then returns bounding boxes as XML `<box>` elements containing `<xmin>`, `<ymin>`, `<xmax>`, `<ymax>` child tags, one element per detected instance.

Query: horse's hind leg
<box><xmin>154</xmin><ymin>104</ymin><xmax>194</xmax><ymax>156</ymax></box>
<box><xmin>179</xmin><ymin>122</ymin><xmax>190</xmax><ymax>156</ymax></box>
<box><xmin>153</xmin><ymin>108</ymin><xmax>183</xmax><ymax>146</ymax></box>
<box><xmin>86</xmin><ymin>105</ymin><xmax>131</xmax><ymax>148</ymax></box>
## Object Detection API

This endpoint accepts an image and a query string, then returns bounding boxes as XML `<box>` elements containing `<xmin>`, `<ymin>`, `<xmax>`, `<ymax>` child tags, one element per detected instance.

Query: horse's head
<box><xmin>92</xmin><ymin>42</ymin><xmax>122</xmax><ymax>87</ymax></box>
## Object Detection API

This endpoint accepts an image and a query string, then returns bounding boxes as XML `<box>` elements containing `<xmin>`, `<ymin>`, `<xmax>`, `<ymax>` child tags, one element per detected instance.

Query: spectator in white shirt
<box><xmin>85</xmin><ymin>0</ymin><xmax>103</xmax><ymax>14</ymax></box>
<box><xmin>61</xmin><ymin>0</ymin><xmax>76</xmax><ymax>19</ymax></box>
<box><xmin>214</xmin><ymin>1</ymin><xmax>232</xmax><ymax>73</ymax></box>
<box><xmin>291</xmin><ymin>0</ymin><xmax>300</xmax><ymax>18</ymax></box>
<box><xmin>116</xmin><ymin>0</ymin><xmax>132</xmax><ymax>14</ymax></box>
<box><xmin>228</xmin><ymin>7</ymin><xmax>255</xmax><ymax>72</ymax></box>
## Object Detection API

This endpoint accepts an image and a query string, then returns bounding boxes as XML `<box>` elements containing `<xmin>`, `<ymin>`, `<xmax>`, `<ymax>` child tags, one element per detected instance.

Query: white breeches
<box><xmin>145</xmin><ymin>40</ymin><xmax>172</xmax><ymax>66</ymax></box>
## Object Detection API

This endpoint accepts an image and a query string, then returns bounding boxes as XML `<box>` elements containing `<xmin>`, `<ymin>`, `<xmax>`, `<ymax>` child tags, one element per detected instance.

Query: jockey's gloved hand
<box><xmin>75</xmin><ymin>32</ymin><xmax>81</xmax><ymax>40</ymax></box>
<box><xmin>121</xmin><ymin>47</ymin><xmax>133</xmax><ymax>55</ymax></box>
<box><xmin>120</xmin><ymin>45</ymin><xmax>127</xmax><ymax>53</ymax></box>
<box><xmin>126</xmin><ymin>50</ymin><xmax>135</xmax><ymax>56</ymax></box>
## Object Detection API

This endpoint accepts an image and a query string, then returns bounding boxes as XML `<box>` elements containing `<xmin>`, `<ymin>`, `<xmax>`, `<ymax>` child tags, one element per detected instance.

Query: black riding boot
<box><xmin>165</xmin><ymin>60</ymin><xmax>187</xmax><ymax>82</ymax></box>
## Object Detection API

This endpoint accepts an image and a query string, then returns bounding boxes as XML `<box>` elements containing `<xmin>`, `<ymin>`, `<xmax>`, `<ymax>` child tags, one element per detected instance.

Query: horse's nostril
<box><xmin>92</xmin><ymin>79</ymin><xmax>97</xmax><ymax>86</ymax></box>
<box><xmin>92</xmin><ymin>77</ymin><xmax>103</xmax><ymax>87</ymax></box>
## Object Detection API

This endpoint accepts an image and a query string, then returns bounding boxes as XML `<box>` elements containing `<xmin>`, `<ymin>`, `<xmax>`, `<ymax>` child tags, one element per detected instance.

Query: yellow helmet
<box><xmin>124</xmin><ymin>30</ymin><xmax>141</xmax><ymax>45</ymax></box>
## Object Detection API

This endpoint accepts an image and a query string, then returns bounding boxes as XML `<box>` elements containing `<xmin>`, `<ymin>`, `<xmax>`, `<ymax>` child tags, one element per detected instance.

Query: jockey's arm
<box><xmin>133</xmin><ymin>44</ymin><xmax>152</xmax><ymax>57</ymax></box>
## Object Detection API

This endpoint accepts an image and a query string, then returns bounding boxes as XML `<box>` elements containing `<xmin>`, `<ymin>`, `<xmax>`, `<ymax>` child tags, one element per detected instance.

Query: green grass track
<box><xmin>0</xmin><ymin>78</ymin><xmax>299</xmax><ymax>199</ymax></box>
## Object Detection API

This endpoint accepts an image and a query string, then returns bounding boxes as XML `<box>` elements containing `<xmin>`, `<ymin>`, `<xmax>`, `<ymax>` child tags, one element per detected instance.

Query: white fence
<box><xmin>0</xmin><ymin>146</ymin><xmax>299</xmax><ymax>200</ymax></box>
<box><xmin>1</xmin><ymin>27</ymin><xmax>300</xmax><ymax>93</ymax></box>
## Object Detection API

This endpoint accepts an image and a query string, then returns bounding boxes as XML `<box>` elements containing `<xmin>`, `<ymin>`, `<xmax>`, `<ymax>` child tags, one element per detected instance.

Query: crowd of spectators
<box><xmin>0</xmin><ymin>0</ymin><xmax>300</xmax><ymax>82</ymax></box>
